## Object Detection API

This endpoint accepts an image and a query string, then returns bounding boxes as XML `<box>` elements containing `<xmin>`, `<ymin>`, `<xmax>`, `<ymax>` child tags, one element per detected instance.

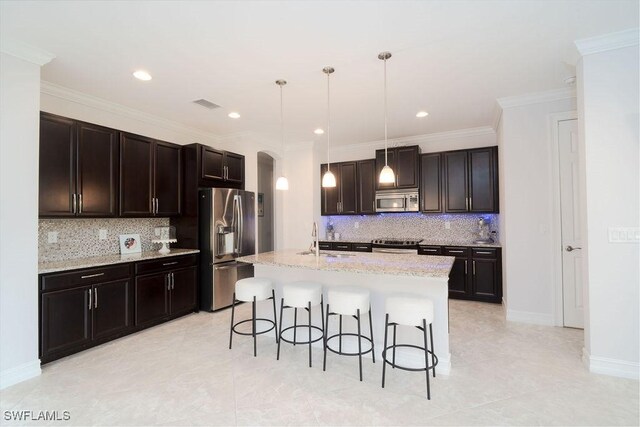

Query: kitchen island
<box><xmin>238</xmin><ymin>249</ymin><xmax>455</xmax><ymax>374</ymax></box>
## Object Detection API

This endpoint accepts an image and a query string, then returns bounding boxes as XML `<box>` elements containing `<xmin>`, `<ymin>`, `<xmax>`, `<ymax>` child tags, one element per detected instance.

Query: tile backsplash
<box><xmin>322</xmin><ymin>213</ymin><xmax>499</xmax><ymax>243</ymax></box>
<box><xmin>39</xmin><ymin>218</ymin><xmax>170</xmax><ymax>262</ymax></box>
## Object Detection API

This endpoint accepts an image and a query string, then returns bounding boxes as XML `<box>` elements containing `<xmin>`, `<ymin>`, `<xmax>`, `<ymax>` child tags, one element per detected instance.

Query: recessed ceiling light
<box><xmin>416</xmin><ymin>111</ymin><xmax>429</xmax><ymax>118</ymax></box>
<box><xmin>314</xmin><ymin>128</ymin><xmax>325</xmax><ymax>135</ymax></box>
<box><xmin>228</xmin><ymin>112</ymin><xmax>240</xmax><ymax>119</ymax></box>
<box><xmin>133</xmin><ymin>70</ymin><xmax>152</xmax><ymax>81</ymax></box>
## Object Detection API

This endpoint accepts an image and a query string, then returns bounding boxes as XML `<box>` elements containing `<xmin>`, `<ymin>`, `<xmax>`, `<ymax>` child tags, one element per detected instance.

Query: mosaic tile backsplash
<box><xmin>39</xmin><ymin>218</ymin><xmax>170</xmax><ymax>262</ymax></box>
<box><xmin>321</xmin><ymin>213</ymin><xmax>500</xmax><ymax>243</ymax></box>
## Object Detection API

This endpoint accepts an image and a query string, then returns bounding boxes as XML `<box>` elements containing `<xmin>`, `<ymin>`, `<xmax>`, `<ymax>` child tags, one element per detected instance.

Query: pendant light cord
<box><xmin>384</xmin><ymin>56</ymin><xmax>388</xmax><ymax>166</ymax></box>
<box><xmin>280</xmin><ymin>84</ymin><xmax>284</xmax><ymax>153</ymax></box>
<box><xmin>326</xmin><ymin>71</ymin><xmax>331</xmax><ymax>171</ymax></box>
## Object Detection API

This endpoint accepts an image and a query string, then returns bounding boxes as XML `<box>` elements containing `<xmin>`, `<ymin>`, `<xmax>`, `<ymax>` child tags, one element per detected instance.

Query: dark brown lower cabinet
<box><xmin>40</xmin><ymin>255</ymin><xmax>198</xmax><ymax>364</ymax></box>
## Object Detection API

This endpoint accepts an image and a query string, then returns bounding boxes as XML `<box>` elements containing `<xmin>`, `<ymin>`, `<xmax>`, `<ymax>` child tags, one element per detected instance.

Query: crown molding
<box><xmin>331</xmin><ymin>126</ymin><xmax>495</xmax><ymax>153</ymax></box>
<box><xmin>491</xmin><ymin>105</ymin><xmax>503</xmax><ymax>131</ymax></box>
<box><xmin>1</xmin><ymin>39</ymin><xmax>55</xmax><ymax>66</ymax></box>
<box><xmin>575</xmin><ymin>28</ymin><xmax>639</xmax><ymax>57</ymax></box>
<box><xmin>40</xmin><ymin>80</ymin><xmax>221</xmax><ymax>143</ymax></box>
<box><xmin>496</xmin><ymin>87</ymin><xmax>576</xmax><ymax>110</ymax></box>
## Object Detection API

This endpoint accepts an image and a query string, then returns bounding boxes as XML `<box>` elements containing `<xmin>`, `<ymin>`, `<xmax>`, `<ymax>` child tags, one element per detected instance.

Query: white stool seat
<box><xmin>386</xmin><ymin>294</ymin><xmax>434</xmax><ymax>326</ymax></box>
<box><xmin>327</xmin><ymin>286</ymin><xmax>370</xmax><ymax>316</ymax></box>
<box><xmin>235</xmin><ymin>277</ymin><xmax>273</xmax><ymax>302</ymax></box>
<box><xmin>283</xmin><ymin>281</ymin><xmax>323</xmax><ymax>307</ymax></box>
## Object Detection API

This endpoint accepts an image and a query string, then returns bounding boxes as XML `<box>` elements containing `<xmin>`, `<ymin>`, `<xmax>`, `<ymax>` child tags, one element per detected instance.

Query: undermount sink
<box><xmin>472</xmin><ymin>239</ymin><xmax>495</xmax><ymax>245</ymax></box>
<box><xmin>296</xmin><ymin>251</ymin><xmax>355</xmax><ymax>258</ymax></box>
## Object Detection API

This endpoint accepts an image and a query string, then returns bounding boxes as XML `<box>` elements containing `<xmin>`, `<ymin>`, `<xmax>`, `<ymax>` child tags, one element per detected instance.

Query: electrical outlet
<box><xmin>445</xmin><ymin>221</ymin><xmax>451</xmax><ymax>230</ymax></box>
<box><xmin>47</xmin><ymin>231</ymin><xmax>58</xmax><ymax>244</ymax></box>
<box><xmin>155</xmin><ymin>227</ymin><xmax>161</xmax><ymax>236</ymax></box>
<box><xmin>609</xmin><ymin>227</ymin><xmax>640</xmax><ymax>243</ymax></box>
<box><xmin>99</xmin><ymin>229</ymin><xmax>108</xmax><ymax>240</ymax></box>
<box><xmin>354</xmin><ymin>221</ymin><xmax>359</xmax><ymax>229</ymax></box>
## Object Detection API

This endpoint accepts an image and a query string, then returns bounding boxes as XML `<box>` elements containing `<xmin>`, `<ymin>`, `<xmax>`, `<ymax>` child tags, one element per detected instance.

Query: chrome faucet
<box><xmin>311</xmin><ymin>222</ymin><xmax>319</xmax><ymax>257</ymax></box>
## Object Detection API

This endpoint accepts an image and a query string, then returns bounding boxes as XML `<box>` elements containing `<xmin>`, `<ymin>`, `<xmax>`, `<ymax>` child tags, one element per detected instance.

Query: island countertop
<box><xmin>237</xmin><ymin>249</ymin><xmax>454</xmax><ymax>278</ymax></box>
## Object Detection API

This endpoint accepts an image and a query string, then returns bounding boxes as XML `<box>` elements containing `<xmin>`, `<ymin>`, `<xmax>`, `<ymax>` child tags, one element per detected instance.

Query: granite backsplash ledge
<box><xmin>39</xmin><ymin>218</ymin><xmax>170</xmax><ymax>262</ymax></box>
<box><xmin>321</xmin><ymin>213</ymin><xmax>500</xmax><ymax>243</ymax></box>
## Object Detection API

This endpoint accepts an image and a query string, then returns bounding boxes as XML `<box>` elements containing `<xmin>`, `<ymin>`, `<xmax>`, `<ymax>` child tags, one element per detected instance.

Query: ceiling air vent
<box><xmin>193</xmin><ymin>99</ymin><xmax>221</xmax><ymax>110</ymax></box>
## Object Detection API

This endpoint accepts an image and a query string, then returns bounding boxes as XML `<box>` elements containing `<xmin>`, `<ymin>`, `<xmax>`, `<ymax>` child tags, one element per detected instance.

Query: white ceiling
<box><xmin>1</xmin><ymin>1</ymin><xmax>637</xmax><ymax>146</ymax></box>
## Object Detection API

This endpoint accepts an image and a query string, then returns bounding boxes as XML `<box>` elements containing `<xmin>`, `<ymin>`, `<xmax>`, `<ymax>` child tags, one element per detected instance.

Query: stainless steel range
<box><xmin>371</xmin><ymin>238</ymin><xmax>424</xmax><ymax>254</ymax></box>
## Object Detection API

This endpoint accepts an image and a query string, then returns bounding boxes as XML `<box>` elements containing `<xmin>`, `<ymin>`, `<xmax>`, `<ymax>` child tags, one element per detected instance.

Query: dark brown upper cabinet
<box><xmin>197</xmin><ymin>144</ymin><xmax>245</xmax><ymax>188</ymax></box>
<box><xmin>320</xmin><ymin>163</ymin><xmax>341</xmax><ymax>215</ymax></box>
<box><xmin>357</xmin><ymin>159</ymin><xmax>376</xmax><ymax>214</ymax></box>
<box><xmin>420</xmin><ymin>153</ymin><xmax>442</xmax><ymax>213</ymax></box>
<box><xmin>443</xmin><ymin>147</ymin><xmax>498</xmax><ymax>213</ymax></box>
<box><xmin>375</xmin><ymin>145</ymin><xmax>420</xmax><ymax>190</ymax></box>
<box><xmin>120</xmin><ymin>133</ymin><xmax>181</xmax><ymax>217</ymax></box>
<box><xmin>39</xmin><ymin>112</ymin><xmax>118</xmax><ymax>217</ymax></box>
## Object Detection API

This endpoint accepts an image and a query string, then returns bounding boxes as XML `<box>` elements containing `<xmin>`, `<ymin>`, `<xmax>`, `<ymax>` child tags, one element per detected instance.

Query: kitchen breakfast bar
<box><xmin>238</xmin><ymin>249</ymin><xmax>455</xmax><ymax>374</ymax></box>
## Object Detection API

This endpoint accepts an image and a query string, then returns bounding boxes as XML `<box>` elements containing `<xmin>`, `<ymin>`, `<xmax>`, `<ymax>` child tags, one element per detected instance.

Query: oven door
<box><xmin>375</xmin><ymin>194</ymin><xmax>407</xmax><ymax>212</ymax></box>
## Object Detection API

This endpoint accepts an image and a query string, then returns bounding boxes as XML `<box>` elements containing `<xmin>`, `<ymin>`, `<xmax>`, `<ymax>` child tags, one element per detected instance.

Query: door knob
<box><xmin>565</xmin><ymin>245</ymin><xmax>582</xmax><ymax>252</ymax></box>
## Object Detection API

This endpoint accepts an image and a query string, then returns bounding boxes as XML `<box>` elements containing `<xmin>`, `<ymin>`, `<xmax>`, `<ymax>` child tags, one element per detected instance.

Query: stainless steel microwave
<box><xmin>375</xmin><ymin>190</ymin><xmax>419</xmax><ymax>212</ymax></box>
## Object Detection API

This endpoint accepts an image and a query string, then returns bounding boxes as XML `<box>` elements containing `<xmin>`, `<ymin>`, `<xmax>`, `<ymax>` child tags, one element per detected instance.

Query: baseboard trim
<box><xmin>506</xmin><ymin>309</ymin><xmax>555</xmax><ymax>326</ymax></box>
<box><xmin>0</xmin><ymin>359</ymin><xmax>41</xmax><ymax>390</ymax></box>
<box><xmin>582</xmin><ymin>348</ymin><xmax>640</xmax><ymax>380</ymax></box>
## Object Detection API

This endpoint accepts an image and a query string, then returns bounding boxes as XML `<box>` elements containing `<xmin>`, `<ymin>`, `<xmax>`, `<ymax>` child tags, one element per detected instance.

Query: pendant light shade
<box><xmin>321</xmin><ymin>66</ymin><xmax>337</xmax><ymax>188</ymax></box>
<box><xmin>378</xmin><ymin>51</ymin><xmax>396</xmax><ymax>185</ymax></box>
<box><xmin>275</xmin><ymin>79</ymin><xmax>289</xmax><ymax>191</ymax></box>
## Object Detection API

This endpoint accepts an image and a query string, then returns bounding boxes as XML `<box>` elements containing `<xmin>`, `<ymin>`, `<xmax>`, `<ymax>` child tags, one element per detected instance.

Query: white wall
<box><xmin>499</xmin><ymin>97</ymin><xmax>576</xmax><ymax>325</ymax></box>
<box><xmin>0</xmin><ymin>53</ymin><xmax>45</xmax><ymax>388</ymax></box>
<box><xmin>578</xmin><ymin>43</ymin><xmax>639</xmax><ymax>379</ymax></box>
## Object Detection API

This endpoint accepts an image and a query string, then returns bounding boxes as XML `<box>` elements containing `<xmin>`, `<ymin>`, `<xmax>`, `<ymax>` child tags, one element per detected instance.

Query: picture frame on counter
<box><xmin>119</xmin><ymin>233</ymin><xmax>142</xmax><ymax>255</ymax></box>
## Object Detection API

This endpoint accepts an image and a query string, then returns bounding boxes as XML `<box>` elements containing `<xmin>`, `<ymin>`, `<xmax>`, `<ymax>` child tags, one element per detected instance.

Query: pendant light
<box><xmin>275</xmin><ymin>79</ymin><xmax>289</xmax><ymax>191</ymax></box>
<box><xmin>321</xmin><ymin>66</ymin><xmax>337</xmax><ymax>188</ymax></box>
<box><xmin>378</xmin><ymin>51</ymin><xmax>395</xmax><ymax>184</ymax></box>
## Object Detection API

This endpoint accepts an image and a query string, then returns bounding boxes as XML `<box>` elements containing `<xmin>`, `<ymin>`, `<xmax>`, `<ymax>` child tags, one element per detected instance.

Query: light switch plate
<box><xmin>445</xmin><ymin>221</ymin><xmax>451</xmax><ymax>230</ymax></box>
<box><xmin>47</xmin><ymin>231</ymin><xmax>58</xmax><ymax>244</ymax></box>
<box><xmin>608</xmin><ymin>227</ymin><xmax>640</xmax><ymax>243</ymax></box>
<box><xmin>354</xmin><ymin>221</ymin><xmax>359</xmax><ymax>229</ymax></box>
<box><xmin>99</xmin><ymin>229</ymin><xmax>108</xmax><ymax>240</ymax></box>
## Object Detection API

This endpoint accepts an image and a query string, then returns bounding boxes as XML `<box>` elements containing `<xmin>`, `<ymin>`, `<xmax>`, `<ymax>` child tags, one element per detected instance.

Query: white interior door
<box><xmin>558</xmin><ymin>119</ymin><xmax>584</xmax><ymax>328</ymax></box>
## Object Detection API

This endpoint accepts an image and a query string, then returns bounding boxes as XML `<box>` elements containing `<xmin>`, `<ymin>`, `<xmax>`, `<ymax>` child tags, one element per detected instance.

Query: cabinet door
<box><xmin>41</xmin><ymin>286</ymin><xmax>91</xmax><ymax>359</ymax></box>
<box><xmin>92</xmin><ymin>279</ymin><xmax>132</xmax><ymax>341</ymax></box>
<box><xmin>224</xmin><ymin>152</ymin><xmax>244</xmax><ymax>184</ymax></box>
<box><xmin>39</xmin><ymin>113</ymin><xmax>76</xmax><ymax>217</ymax></box>
<box><xmin>77</xmin><ymin>122</ymin><xmax>118</xmax><ymax>217</ymax></box>
<box><xmin>170</xmin><ymin>267</ymin><xmax>197</xmax><ymax>315</ymax></box>
<box><xmin>155</xmin><ymin>141</ymin><xmax>181</xmax><ymax>216</ymax></box>
<box><xmin>420</xmin><ymin>153</ymin><xmax>442</xmax><ymax>213</ymax></box>
<box><xmin>120</xmin><ymin>133</ymin><xmax>154</xmax><ymax>216</ymax></box>
<box><xmin>320</xmin><ymin>163</ymin><xmax>340</xmax><ymax>215</ymax></box>
<box><xmin>201</xmin><ymin>146</ymin><xmax>225</xmax><ymax>181</ymax></box>
<box><xmin>135</xmin><ymin>273</ymin><xmax>169</xmax><ymax>326</ymax></box>
<box><xmin>447</xmin><ymin>257</ymin><xmax>469</xmax><ymax>298</ymax></box>
<box><xmin>375</xmin><ymin>149</ymin><xmax>396</xmax><ymax>190</ymax></box>
<box><xmin>469</xmin><ymin>147</ymin><xmax>498</xmax><ymax>213</ymax></box>
<box><xmin>339</xmin><ymin>162</ymin><xmax>358</xmax><ymax>214</ymax></box>
<box><xmin>472</xmin><ymin>258</ymin><xmax>499</xmax><ymax>300</ymax></box>
<box><xmin>357</xmin><ymin>159</ymin><xmax>376</xmax><ymax>214</ymax></box>
<box><xmin>444</xmin><ymin>151</ymin><xmax>469</xmax><ymax>212</ymax></box>
<box><xmin>396</xmin><ymin>146</ymin><xmax>420</xmax><ymax>188</ymax></box>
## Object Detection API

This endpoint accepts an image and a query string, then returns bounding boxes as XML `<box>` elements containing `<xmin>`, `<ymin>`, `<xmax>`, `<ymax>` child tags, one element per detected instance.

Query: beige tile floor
<box><xmin>1</xmin><ymin>300</ymin><xmax>638</xmax><ymax>426</ymax></box>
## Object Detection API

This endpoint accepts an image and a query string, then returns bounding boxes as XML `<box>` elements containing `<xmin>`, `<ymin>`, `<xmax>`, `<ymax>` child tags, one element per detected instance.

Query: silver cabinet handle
<box><xmin>88</xmin><ymin>289</ymin><xmax>92</xmax><ymax>310</ymax></box>
<box><xmin>167</xmin><ymin>274</ymin><xmax>170</xmax><ymax>291</ymax></box>
<box><xmin>473</xmin><ymin>260</ymin><xmax>476</xmax><ymax>275</ymax></box>
<box><xmin>449</xmin><ymin>250</ymin><xmax>464</xmax><ymax>254</ymax></box>
<box><xmin>475</xmin><ymin>251</ymin><xmax>493</xmax><ymax>254</ymax></box>
<box><xmin>94</xmin><ymin>288</ymin><xmax>98</xmax><ymax>309</ymax></box>
<box><xmin>464</xmin><ymin>260</ymin><xmax>468</xmax><ymax>275</ymax></box>
<box><xmin>566</xmin><ymin>246</ymin><xmax>582</xmax><ymax>252</ymax></box>
<box><xmin>155</xmin><ymin>197</ymin><xmax>159</xmax><ymax>214</ymax></box>
<box><xmin>72</xmin><ymin>193</ymin><xmax>77</xmax><ymax>214</ymax></box>
<box><xmin>171</xmin><ymin>272</ymin><xmax>175</xmax><ymax>290</ymax></box>
<box><xmin>162</xmin><ymin>261</ymin><xmax>178</xmax><ymax>266</ymax></box>
<box><xmin>81</xmin><ymin>273</ymin><xmax>104</xmax><ymax>279</ymax></box>
<box><xmin>78</xmin><ymin>193</ymin><xmax>83</xmax><ymax>214</ymax></box>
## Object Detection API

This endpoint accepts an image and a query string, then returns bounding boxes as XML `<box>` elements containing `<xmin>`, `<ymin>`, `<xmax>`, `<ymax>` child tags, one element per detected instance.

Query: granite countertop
<box><xmin>322</xmin><ymin>238</ymin><xmax>501</xmax><ymax>248</ymax></box>
<box><xmin>238</xmin><ymin>249</ymin><xmax>454</xmax><ymax>279</ymax></box>
<box><xmin>39</xmin><ymin>248</ymin><xmax>200</xmax><ymax>274</ymax></box>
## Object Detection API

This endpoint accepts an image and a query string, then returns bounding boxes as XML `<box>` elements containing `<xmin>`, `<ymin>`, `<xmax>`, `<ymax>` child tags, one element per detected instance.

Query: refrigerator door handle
<box><xmin>238</xmin><ymin>195</ymin><xmax>244</xmax><ymax>255</ymax></box>
<box><xmin>233</xmin><ymin>195</ymin><xmax>240</xmax><ymax>254</ymax></box>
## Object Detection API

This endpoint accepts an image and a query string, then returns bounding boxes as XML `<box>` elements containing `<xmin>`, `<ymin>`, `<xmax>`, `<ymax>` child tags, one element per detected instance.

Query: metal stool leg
<box><xmin>323</xmin><ymin>304</ymin><xmax>330</xmax><ymax>371</ymax></box>
<box><xmin>229</xmin><ymin>293</ymin><xmax>236</xmax><ymax>349</ymax></box>
<box><xmin>272</xmin><ymin>290</ymin><xmax>279</xmax><ymax>343</ymax></box>
<box><xmin>339</xmin><ymin>315</ymin><xmax>343</xmax><ymax>353</ymax></box>
<box><xmin>430</xmin><ymin>323</ymin><xmax>436</xmax><ymax>378</ymax></box>
<box><xmin>320</xmin><ymin>296</ymin><xmax>325</xmax><ymax>340</ymax></box>
<box><xmin>308</xmin><ymin>301</ymin><xmax>312</xmax><ymax>367</ymax></box>
<box><xmin>277</xmin><ymin>298</ymin><xmax>284</xmax><ymax>360</ymax></box>
<box><xmin>382</xmin><ymin>313</ymin><xmax>389</xmax><ymax>388</ymax></box>
<box><xmin>423</xmin><ymin>319</ymin><xmax>431</xmax><ymax>400</ymax></box>
<box><xmin>357</xmin><ymin>308</ymin><xmax>363</xmax><ymax>381</ymax></box>
<box><xmin>293</xmin><ymin>308</ymin><xmax>298</xmax><ymax>346</ymax></box>
<box><xmin>392</xmin><ymin>323</ymin><xmax>397</xmax><ymax>369</ymax></box>
<box><xmin>252</xmin><ymin>296</ymin><xmax>257</xmax><ymax>357</ymax></box>
<box><xmin>368</xmin><ymin>307</ymin><xmax>375</xmax><ymax>363</ymax></box>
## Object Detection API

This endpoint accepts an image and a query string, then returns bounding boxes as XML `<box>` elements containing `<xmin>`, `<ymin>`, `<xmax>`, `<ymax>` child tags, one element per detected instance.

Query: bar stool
<box><xmin>229</xmin><ymin>277</ymin><xmax>278</xmax><ymax>357</ymax></box>
<box><xmin>381</xmin><ymin>294</ymin><xmax>438</xmax><ymax>399</ymax></box>
<box><xmin>323</xmin><ymin>286</ymin><xmax>375</xmax><ymax>381</ymax></box>
<box><xmin>276</xmin><ymin>281</ymin><xmax>324</xmax><ymax>367</ymax></box>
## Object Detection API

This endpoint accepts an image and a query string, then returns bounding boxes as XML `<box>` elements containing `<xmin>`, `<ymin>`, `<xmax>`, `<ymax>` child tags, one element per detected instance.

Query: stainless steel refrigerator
<box><xmin>199</xmin><ymin>188</ymin><xmax>255</xmax><ymax>311</ymax></box>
